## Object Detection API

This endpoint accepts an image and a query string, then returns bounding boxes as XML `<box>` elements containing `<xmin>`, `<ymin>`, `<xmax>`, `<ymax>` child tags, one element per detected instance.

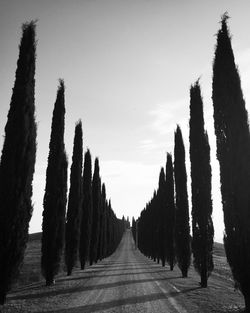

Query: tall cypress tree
<box><xmin>174</xmin><ymin>125</ymin><xmax>191</xmax><ymax>277</ymax></box>
<box><xmin>212</xmin><ymin>14</ymin><xmax>250</xmax><ymax>310</ymax></box>
<box><xmin>158</xmin><ymin>168</ymin><xmax>167</xmax><ymax>267</ymax></box>
<box><xmin>151</xmin><ymin>190</ymin><xmax>159</xmax><ymax>262</ymax></box>
<box><xmin>79</xmin><ymin>149</ymin><xmax>93</xmax><ymax>270</ymax></box>
<box><xmin>97</xmin><ymin>183</ymin><xmax>106</xmax><ymax>261</ymax></box>
<box><xmin>165</xmin><ymin>153</ymin><xmax>176</xmax><ymax>271</ymax></box>
<box><xmin>100</xmin><ymin>183</ymin><xmax>108</xmax><ymax>259</ymax></box>
<box><xmin>65</xmin><ymin>121</ymin><xmax>83</xmax><ymax>276</ymax></box>
<box><xmin>106</xmin><ymin>199</ymin><xmax>113</xmax><ymax>256</ymax></box>
<box><xmin>189</xmin><ymin>81</ymin><xmax>214</xmax><ymax>287</ymax></box>
<box><xmin>41</xmin><ymin>80</ymin><xmax>68</xmax><ymax>286</ymax></box>
<box><xmin>132</xmin><ymin>217</ymin><xmax>136</xmax><ymax>243</ymax></box>
<box><xmin>89</xmin><ymin>158</ymin><xmax>101</xmax><ymax>265</ymax></box>
<box><xmin>0</xmin><ymin>22</ymin><xmax>37</xmax><ymax>304</ymax></box>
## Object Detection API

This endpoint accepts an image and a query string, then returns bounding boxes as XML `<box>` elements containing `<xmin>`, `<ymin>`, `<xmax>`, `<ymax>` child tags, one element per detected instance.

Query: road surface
<box><xmin>7</xmin><ymin>230</ymin><xmax>244</xmax><ymax>312</ymax></box>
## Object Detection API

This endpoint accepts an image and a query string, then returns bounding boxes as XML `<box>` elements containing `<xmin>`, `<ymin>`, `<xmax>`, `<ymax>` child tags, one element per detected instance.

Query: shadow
<box><xmin>34</xmin><ymin>287</ymin><xmax>202</xmax><ymax>313</ymax></box>
<box><xmin>11</xmin><ymin>267</ymin><xmax>170</xmax><ymax>294</ymax></box>
<box><xmin>81</xmin><ymin>266</ymin><xmax>165</xmax><ymax>272</ymax></box>
<box><xmin>35</xmin><ymin>292</ymin><xmax>167</xmax><ymax>313</ymax></box>
<box><xmin>173</xmin><ymin>286</ymin><xmax>201</xmax><ymax>295</ymax></box>
<box><xmin>9</xmin><ymin>276</ymin><xmax>182</xmax><ymax>301</ymax></box>
<box><xmin>56</xmin><ymin>270</ymin><xmax>181</xmax><ymax>284</ymax></box>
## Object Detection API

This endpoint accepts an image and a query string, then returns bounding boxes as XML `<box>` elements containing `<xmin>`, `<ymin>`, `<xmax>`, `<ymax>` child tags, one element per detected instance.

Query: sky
<box><xmin>0</xmin><ymin>0</ymin><xmax>250</xmax><ymax>242</ymax></box>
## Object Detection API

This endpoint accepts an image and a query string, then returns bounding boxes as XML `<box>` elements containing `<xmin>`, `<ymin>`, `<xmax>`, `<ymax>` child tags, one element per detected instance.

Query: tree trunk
<box><xmin>0</xmin><ymin>290</ymin><xmax>6</xmax><ymax>305</ymax></box>
<box><xmin>182</xmin><ymin>269</ymin><xmax>188</xmax><ymax>278</ymax></box>
<box><xmin>170</xmin><ymin>260</ymin><xmax>174</xmax><ymax>271</ymax></box>
<box><xmin>81</xmin><ymin>261</ymin><xmax>85</xmax><ymax>270</ymax></box>
<box><xmin>67</xmin><ymin>269</ymin><xmax>72</xmax><ymax>276</ymax></box>
<box><xmin>200</xmin><ymin>265</ymin><xmax>207</xmax><ymax>288</ymax></box>
<box><xmin>46</xmin><ymin>278</ymin><xmax>55</xmax><ymax>286</ymax></box>
<box><xmin>244</xmin><ymin>294</ymin><xmax>250</xmax><ymax>313</ymax></box>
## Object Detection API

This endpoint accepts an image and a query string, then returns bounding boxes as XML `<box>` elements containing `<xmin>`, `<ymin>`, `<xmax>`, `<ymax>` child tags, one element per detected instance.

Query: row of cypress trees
<box><xmin>0</xmin><ymin>21</ymin><xmax>125</xmax><ymax>303</ymax></box>
<box><xmin>135</xmin><ymin>13</ymin><xmax>250</xmax><ymax>312</ymax></box>
<box><xmin>40</xmin><ymin>73</ymin><xmax>125</xmax><ymax>286</ymax></box>
<box><xmin>133</xmin><ymin>68</ymin><xmax>214</xmax><ymax>290</ymax></box>
<box><xmin>133</xmin><ymin>125</ymin><xmax>193</xmax><ymax>279</ymax></box>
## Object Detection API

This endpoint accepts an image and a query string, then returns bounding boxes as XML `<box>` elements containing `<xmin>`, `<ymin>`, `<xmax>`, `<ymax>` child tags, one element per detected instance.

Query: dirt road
<box><xmin>6</xmin><ymin>230</ymin><xmax>244</xmax><ymax>312</ymax></box>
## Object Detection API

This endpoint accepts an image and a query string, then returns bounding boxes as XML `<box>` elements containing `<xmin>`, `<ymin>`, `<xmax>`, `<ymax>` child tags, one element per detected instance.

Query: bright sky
<box><xmin>1</xmin><ymin>0</ymin><xmax>250</xmax><ymax>242</ymax></box>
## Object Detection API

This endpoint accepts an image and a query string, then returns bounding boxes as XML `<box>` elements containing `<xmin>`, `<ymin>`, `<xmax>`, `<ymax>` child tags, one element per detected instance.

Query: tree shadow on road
<box><xmin>32</xmin><ymin>287</ymin><xmax>202</xmax><ymax>313</ymax></box>
<box><xmin>8</xmin><ymin>276</ymin><xmax>187</xmax><ymax>301</ymax></box>
<box><xmin>33</xmin><ymin>292</ymin><xmax>171</xmax><ymax>313</ymax></box>
<box><xmin>56</xmin><ymin>269</ymin><xmax>179</xmax><ymax>284</ymax></box>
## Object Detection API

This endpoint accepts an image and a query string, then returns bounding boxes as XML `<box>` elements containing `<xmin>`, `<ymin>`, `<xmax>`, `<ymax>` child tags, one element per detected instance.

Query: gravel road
<box><xmin>5</xmin><ymin>229</ymin><xmax>244</xmax><ymax>313</ymax></box>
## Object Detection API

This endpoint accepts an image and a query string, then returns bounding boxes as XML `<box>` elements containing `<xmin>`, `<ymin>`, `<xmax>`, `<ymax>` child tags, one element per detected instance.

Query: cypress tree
<box><xmin>106</xmin><ymin>200</ymin><xmax>111</xmax><ymax>256</ymax></box>
<box><xmin>0</xmin><ymin>21</ymin><xmax>37</xmax><ymax>304</ymax></box>
<box><xmin>212</xmin><ymin>14</ymin><xmax>250</xmax><ymax>310</ymax></box>
<box><xmin>151</xmin><ymin>191</ymin><xmax>159</xmax><ymax>262</ymax></box>
<box><xmin>132</xmin><ymin>217</ymin><xmax>136</xmax><ymax>243</ymax></box>
<box><xmin>189</xmin><ymin>81</ymin><xmax>214</xmax><ymax>287</ymax></box>
<box><xmin>97</xmin><ymin>183</ymin><xmax>106</xmax><ymax>261</ymax></box>
<box><xmin>106</xmin><ymin>199</ymin><xmax>113</xmax><ymax>256</ymax></box>
<box><xmin>41</xmin><ymin>80</ymin><xmax>68</xmax><ymax>286</ymax></box>
<box><xmin>165</xmin><ymin>153</ymin><xmax>176</xmax><ymax>271</ymax></box>
<box><xmin>79</xmin><ymin>149</ymin><xmax>93</xmax><ymax>270</ymax></box>
<box><xmin>174</xmin><ymin>125</ymin><xmax>191</xmax><ymax>277</ymax></box>
<box><xmin>100</xmin><ymin>184</ymin><xmax>108</xmax><ymax>259</ymax></box>
<box><xmin>89</xmin><ymin>158</ymin><xmax>101</xmax><ymax>265</ymax></box>
<box><xmin>158</xmin><ymin>168</ymin><xmax>167</xmax><ymax>267</ymax></box>
<box><xmin>65</xmin><ymin>121</ymin><xmax>83</xmax><ymax>276</ymax></box>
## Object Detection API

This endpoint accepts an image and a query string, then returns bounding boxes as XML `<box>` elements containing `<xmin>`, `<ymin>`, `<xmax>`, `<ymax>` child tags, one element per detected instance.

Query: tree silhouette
<box><xmin>65</xmin><ymin>121</ymin><xmax>83</xmax><ymax>275</ymax></box>
<box><xmin>89</xmin><ymin>158</ymin><xmax>101</xmax><ymax>265</ymax></box>
<box><xmin>174</xmin><ymin>125</ymin><xmax>191</xmax><ymax>277</ymax></box>
<box><xmin>0</xmin><ymin>21</ymin><xmax>37</xmax><ymax>304</ymax></box>
<box><xmin>165</xmin><ymin>153</ymin><xmax>176</xmax><ymax>271</ymax></box>
<box><xmin>97</xmin><ymin>183</ymin><xmax>106</xmax><ymax>261</ymax></box>
<box><xmin>212</xmin><ymin>13</ymin><xmax>250</xmax><ymax>310</ymax></box>
<box><xmin>189</xmin><ymin>81</ymin><xmax>214</xmax><ymax>287</ymax></box>
<box><xmin>79</xmin><ymin>149</ymin><xmax>93</xmax><ymax>270</ymax></box>
<box><xmin>158</xmin><ymin>168</ymin><xmax>167</xmax><ymax>267</ymax></box>
<box><xmin>100</xmin><ymin>183</ymin><xmax>108</xmax><ymax>260</ymax></box>
<box><xmin>132</xmin><ymin>217</ymin><xmax>136</xmax><ymax>244</ymax></box>
<box><xmin>41</xmin><ymin>80</ymin><xmax>68</xmax><ymax>286</ymax></box>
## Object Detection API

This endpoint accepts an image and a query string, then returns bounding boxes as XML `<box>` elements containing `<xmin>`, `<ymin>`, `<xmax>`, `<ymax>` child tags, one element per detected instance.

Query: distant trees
<box><xmin>189</xmin><ymin>81</ymin><xmax>214</xmax><ymax>287</ymax></box>
<box><xmin>132</xmin><ymin>217</ymin><xmax>136</xmax><ymax>243</ymax></box>
<box><xmin>165</xmin><ymin>153</ymin><xmax>176</xmax><ymax>270</ymax></box>
<box><xmin>79</xmin><ymin>149</ymin><xmax>93</xmax><ymax>270</ymax></box>
<box><xmin>0</xmin><ymin>21</ymin><xmax>37</xmax><ymax>304</ymax></box>
<box><xmin>137</xmin><ymin>155</ymin><xmax>176</xmax><ymax>271</ymax></box>
<box><xmin>89</xmin><ymin>158</ymin><xmax>101</xmax><ymax>265</ymax></box>
<box><xmin>65</xmin><ymin>121</ymin><xmax>83</xmax><ymax>276</ymax></box>
<box><xmin>100</xmin><ymin>184</ymin><xmax>108</xmax><ymax>260</ymax></box>
<box><xmin>41</xmin><ymin>80</ymin><xmax>68</xmax><ymax>286</ymax></box>
<box><xmin>97</xmin><ymin>183</ymin><xmax>106</xmax><ymax>261</ymax></box>
<box><xmin>77</xmin><ymin>151</ymin><xmax>124</xmax><ymax>269</ymax></box>
<box><xmin>212</xmin><ymin>14</ymin><xmax>250</xmax><ymax>311</ymax></box>
<box><xmin>174</xmin><ymin>125</ymin><xmax>191</xmax><ymax>278</ymax></box>
<box><xmin>158</xmin><ymin>168</ymin><xmax>167</xmax><ymax>266</ymax></box>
